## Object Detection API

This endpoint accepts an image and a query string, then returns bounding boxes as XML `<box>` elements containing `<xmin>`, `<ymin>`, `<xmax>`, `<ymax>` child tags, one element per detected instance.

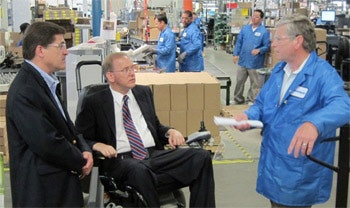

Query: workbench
<box><xmin>204</xmin><ymin>61</ymin><xmax>231</xmax><ymax>106</ymax></box>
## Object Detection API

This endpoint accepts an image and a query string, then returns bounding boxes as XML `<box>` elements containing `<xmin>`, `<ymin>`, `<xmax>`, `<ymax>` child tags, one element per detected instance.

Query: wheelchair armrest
<box><xmin>186</xmin><ymin>131</ymin><xmax>211</xmax><ymax>145</ymax></box>
<box><xmin>92</xmin><ymin>151</ymin><xmax>106</xmax><ymax>168</ymax></box>
<box><xmin>93</xmin><ymin>151</ymin><xmax>105</xmax><ymax>160</ymax></box>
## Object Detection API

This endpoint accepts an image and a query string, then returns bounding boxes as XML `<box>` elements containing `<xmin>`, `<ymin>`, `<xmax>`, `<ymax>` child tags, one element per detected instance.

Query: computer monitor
<box><xmin>321</xmin><ymin>10</ymin><xmax>336</xmax><ymax>22</ymax></box>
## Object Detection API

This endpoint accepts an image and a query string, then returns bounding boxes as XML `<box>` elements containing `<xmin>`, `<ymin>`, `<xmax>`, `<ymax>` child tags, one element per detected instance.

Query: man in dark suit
<box><xmin>75</xmin><ymin>52</ymin><xmax>216</xmax><ymax>207</ymax></box>
<box><xmin>6</xmin><ymin>21</ymin><xmax>93</xmax><ymax>207</ymax></box>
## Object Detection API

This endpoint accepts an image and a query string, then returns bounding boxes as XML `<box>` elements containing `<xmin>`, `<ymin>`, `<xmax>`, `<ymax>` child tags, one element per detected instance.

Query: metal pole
<box><xmin>335</xmin><ymin>124</ymin><xmax>349</xmax><ymax>208</ymax></box>
<box><xmin>0</xmin><ymin>152</ymin><xmax>4</xmax><ymax>207</ymax></box>
<box><xmin>92</xmin><ymin>0</ymin><xmax>102</xmax><ymax>37</ymax></box>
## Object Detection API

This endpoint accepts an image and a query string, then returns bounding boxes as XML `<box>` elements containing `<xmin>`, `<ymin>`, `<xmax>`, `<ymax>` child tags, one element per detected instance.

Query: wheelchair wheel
<box><xmin>105</xmin><ymin>202</ymin><xmax>122</xmax><ymax>208</ymax></box>
<box><xmin>173</xmin><ymin>189</ymin><xmax>186</xmax><ymax>208</ymax></box>
<box><xmin>106</xmin><ymin>185</ymin><xmax>148</xmax><ymax>208</ymax></box>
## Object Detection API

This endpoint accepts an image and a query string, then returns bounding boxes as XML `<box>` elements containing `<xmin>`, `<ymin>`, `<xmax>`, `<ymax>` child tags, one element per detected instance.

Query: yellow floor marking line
<box><xmin>213</xmin><ymin>130</ymin><xmax>254</xmax><ymax>165</ymax></box>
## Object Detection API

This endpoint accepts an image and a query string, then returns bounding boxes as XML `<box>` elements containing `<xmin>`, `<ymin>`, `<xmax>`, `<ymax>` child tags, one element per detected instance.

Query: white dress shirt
<box><xmin>110</xmin><ymin>87</ymin><xmax>155</xmax><ymax>153</ymax></box>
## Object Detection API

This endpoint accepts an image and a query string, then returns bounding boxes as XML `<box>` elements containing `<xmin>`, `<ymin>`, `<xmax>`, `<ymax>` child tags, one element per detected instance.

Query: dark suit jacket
<box><xmin>6</xmin><ymin>61</ymin><xmax>91</xmax><ymax>207</ymax></box>
<box><xmin>75</xmin><ymin>85</ymin><xmax>170</xmax><ymax>162</ymax></box>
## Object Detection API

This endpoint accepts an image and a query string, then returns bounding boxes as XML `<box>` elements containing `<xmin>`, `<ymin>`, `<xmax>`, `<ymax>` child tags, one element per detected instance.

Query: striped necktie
<box><xmin>122</xmin><ymin>95</ymin><xmax>148</xmax><ymax>160</ymax></box>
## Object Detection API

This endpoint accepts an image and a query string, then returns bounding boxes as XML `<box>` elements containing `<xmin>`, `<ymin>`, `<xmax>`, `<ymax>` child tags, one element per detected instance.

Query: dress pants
<box><xmin>234</xmin><ymin>66</ymin><xmax>260</xmax><ymax>103</ymax></box>
<box><xmin>105</xmin><ymin>148</ymin><xmax>215</xmax><ymax>207</ymax></box>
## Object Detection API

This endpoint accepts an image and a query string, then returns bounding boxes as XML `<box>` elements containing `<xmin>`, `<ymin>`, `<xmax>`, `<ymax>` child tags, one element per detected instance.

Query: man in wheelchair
<box><xmin>75</xmin><ymin>52</ymin><xmax>215</xmax><ymax>207</ymax></box>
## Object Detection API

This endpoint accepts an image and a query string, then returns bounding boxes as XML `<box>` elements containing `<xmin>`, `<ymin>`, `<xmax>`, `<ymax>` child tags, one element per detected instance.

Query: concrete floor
<box><xmin>3</xmin><ymin>46</ymin><xmax>348</xmax><ymax>207</ymax></box>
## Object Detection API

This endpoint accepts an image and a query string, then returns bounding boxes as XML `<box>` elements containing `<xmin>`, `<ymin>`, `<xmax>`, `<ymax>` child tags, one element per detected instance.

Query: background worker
<box><xmin>75</xmin><ymin>52</ymin><xmax>215</xmax><ymax>207</ymax></box>
<box><xmin>178</xmin><ymin>10</ymin><xmax>204</xmax><ymax>72</ymax></box>
<box><xmin>233</xmin><ymin>14</ymin><xmax>350</xmax><ymax>207</ymax></box>
<box><xmin>145</xmin><ymin>14</ymin><xmax>176</xmax><ymax>72</ymax></box>
<box><xmin>6</xmin><ymin>21</ymin><xmax>93</xmax><ymax>207</ymax></box>
<box><xmin>17</xmin><ymin>22</ymin><xmax>30</xmax><ymax>47</ymax></box>
<box><xmin>232</xmin><ymin>9</ymin><xmax>270</xmax><ymax>105</ymax></box>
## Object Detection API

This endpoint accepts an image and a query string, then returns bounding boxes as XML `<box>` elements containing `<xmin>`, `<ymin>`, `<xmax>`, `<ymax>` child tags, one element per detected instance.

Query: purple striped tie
<box><xmin>122</xmin><ymin>95</ymin><xmax>148</xmax><ymax>160</ymax></box>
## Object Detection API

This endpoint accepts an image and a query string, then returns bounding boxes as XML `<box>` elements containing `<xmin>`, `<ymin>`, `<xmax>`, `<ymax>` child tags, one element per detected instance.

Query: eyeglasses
<box><xmin>47</xmin><ymin>43</ymin><xmax>67</xmax><ymax>50</ymax></box>
<box><xmin>273</xmin><ymin>34</ymin><xmax>301</xmax><ymax>43</ymax></box>
<box><xmin>273</xmin><ymin>36</ymin><xmax>292</xmax><ymax>42</ymax></box>
<box><xmin>112</xmin><ymin>64</ymin><xmax>138</xmax><ymax>74</ymax></box>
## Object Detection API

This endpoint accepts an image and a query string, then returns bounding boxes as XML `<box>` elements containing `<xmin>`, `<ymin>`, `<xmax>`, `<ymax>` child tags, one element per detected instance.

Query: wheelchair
<box><xmin>78</xmin><ymin>84</ymin><xmax>212</xmax><ymax>208</ymax></box>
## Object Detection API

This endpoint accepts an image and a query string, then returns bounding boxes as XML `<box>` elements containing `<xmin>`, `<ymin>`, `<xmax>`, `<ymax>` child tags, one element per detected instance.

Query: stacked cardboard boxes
<box><xmin>0</xmin><ymin>31</ymin><xmax>22</xmax><ymax>57</ymax></box>
<box><xmin>43</xmin><ymin>8</ymin><xmax>77</xmax><ymax>48</ymax></box>
<box><xmin>128</xmin><ymin>10</ymin><xmax>160</xmax><ymax>41</ymax></box>
<box><xmin>135</xmin><ymin>72</ymin><xmax>221</xmax><ymax>143</ymax></box>
<box><xmin>0</xmin><ymin>95</ymin><xmax>8</xmax><ymax>165</ymax></box>
<box><xmin>315</xmin><ymin>28</ymin><xmax>327</xmax><ymax>60</ymax></box>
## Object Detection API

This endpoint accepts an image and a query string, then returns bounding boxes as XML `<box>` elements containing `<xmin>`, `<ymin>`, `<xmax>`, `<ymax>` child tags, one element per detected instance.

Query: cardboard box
<box><xmin>7</xmin><ymin>47</ymin><xmax>23</xmax><ymax>57</ymax></box>
<box><xmin>171</xmin><ymin>84</ymin><xmax>187</xmax><ymax>110</ymax></box>
<box><xmin>0</xmin><ymin>119</ymin><xmax>8</xmax><ymax>165</ymax></box>
<box><xmin>138</xmin><ymin>10</ymin><xmax>156</xmax><ymax>18</ymax></box>
<box><xmin>187</xmin><ymin>83</ymin><xmax>204</xmax><ymax>110</ymax></box>
<box><xmin>170</xmin><ymin>110</ymin><xmax>186</xmax><ymax>136</ymax></box>
<box><xmin>135</xmin><ymin>72</ymin><xmax>221</xmax><ymax>137</ymax></box>
<box><xmin>0</xmin><ymin>109</ymin><xmax>5</xmax><ymax>117</ymax></box>
<box><xmin>137</xmin><ymin>17</ymin><xmax>145</xmax><ymax>29</ymax></box>
<box><xmin>315</xmin><ymin>28</ymin><xmax>327</xmax><ymax>59</ymax></box>
<box><xmin>129</xmin><ymin>21</ymin><xmax>138</xmax><ymax>30</ymax></box>
<box><xmin>186</xmin><ymin>110</ymin><xmax>203</xmax><ymax>135</ymax></box>
<box><xmin>64</xmin><ymin>32</ymin><xmax>73</xmax><ymax>39</ymax></box>
<box><xmin>204</xmin><ymin>83</ymin><xmax>221</xmax><ymax>110</ymax></box>
<box><xmin>156</xmin><ymin>110</ymin><xmax>170</xmax><ymax>126</ymax></box>
<box><xmin>149</xmin><ymin>28</ymin><xmax>160</xmax><ymax>40</ymax></box>
<box><xmin>9</xmin><ymin>32</ymin><xmax>22</xmax><ymax>47</ymax></box>
<box><xmin>295</xmin><ymin>8</ymin><xmax>308</xmax><ymax>16</ymax></box>
<box><xmin>203</xmin><ymin>109</ymin><xmax>221</xmax><ymax>138</ymax></box>
<box><xmin>0</xmin><ymin>32</ymin><xmax>5</xmax><ymax>46</ymax></box>
<box><xmin>0</xmin><ymin>127</ymin><xmax>3</xmax><ymax>138</ymax></box>
<box><xmin>221</xmin><ymin>105</ymin><xmax>249</xmax><ymax>118</ymax></box>
<box><xmin>149</xmin><ymin>17</ymin><xmax>156</xmax><ymax>27</ymax></box>
<box><xmin>43</xmin><ymin>9</ymin><xmax>77</xmax><ymax>21</ymax></box>
<box><xmin>315</xmin><ymin>28</ymin><xmax>327</xmax><ymax>41</ymax></box>
<box><xmin>153</xmin><ymin>84</ymin><xmax>170</xmax><ymax>110</ymax></box>
<box><xmin>237</xmin><ymin>2</ymin><xmax>252</xmax><ymax>8</ymax></box>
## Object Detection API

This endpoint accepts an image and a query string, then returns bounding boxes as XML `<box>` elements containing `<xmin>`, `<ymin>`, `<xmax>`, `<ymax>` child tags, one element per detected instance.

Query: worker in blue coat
<box><xmin>147</xmin><ymin>14</ymin><xmax>176</xmax><ymax>72</ymax></box>
<box><xmin>232</xmin><ymin>9</ymin><xmax>270</xmax><ymax>104</ymax></box>
<box><xmin>233</xmin><ymin>14</ymin><xmax>350</xmax><ymax>207</ymax></box>
<box><xmin>178</xmin><ymin>10</ymin><xmax>204</xmax><ymax>72</ymax></box>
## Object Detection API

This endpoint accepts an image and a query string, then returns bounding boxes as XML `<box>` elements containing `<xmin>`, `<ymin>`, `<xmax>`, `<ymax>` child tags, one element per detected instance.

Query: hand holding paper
<box><xmin>213</xmin><ymin>116</ymin><xmax>263</xmax><ymax>128</ymax></box>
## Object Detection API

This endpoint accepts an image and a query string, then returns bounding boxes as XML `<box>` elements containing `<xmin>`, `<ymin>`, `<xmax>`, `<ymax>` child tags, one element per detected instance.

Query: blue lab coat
<box><xmin>245</xmin><ymin>51</ymin><xmax>350</xmax><ymax>206</ymax></box>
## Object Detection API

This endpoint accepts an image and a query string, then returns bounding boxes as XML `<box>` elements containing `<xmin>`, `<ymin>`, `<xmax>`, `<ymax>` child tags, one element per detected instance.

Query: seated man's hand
<box><xmin>93</xmin><ymin>142</ymin><xmax>117</xmax><ymax>158</ymax></box>
<box><xmin>167</xmin><ymin>129</ymin><xmax>185</xmax><ymax>148</ymax></box>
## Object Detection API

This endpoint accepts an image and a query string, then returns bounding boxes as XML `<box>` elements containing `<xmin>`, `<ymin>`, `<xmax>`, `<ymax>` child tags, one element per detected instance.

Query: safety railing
<box><xmin>307</xmin><ymin>124</ymin><xmax>349</xmax><ymax>208</ymax></box>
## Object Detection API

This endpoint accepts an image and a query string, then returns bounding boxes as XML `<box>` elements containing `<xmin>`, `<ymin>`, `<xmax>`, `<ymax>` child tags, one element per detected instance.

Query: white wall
<box><xmin>12</xmin><ymin>0</ymin><xmax>32</xmax><ymax>33</ymax></box>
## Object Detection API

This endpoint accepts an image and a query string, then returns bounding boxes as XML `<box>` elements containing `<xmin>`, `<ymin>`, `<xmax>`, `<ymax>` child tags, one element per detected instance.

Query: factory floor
<box><xmin>3</xmin><ymin>46</ymin><xmax>348</xmax><ymax>207</ymax></box>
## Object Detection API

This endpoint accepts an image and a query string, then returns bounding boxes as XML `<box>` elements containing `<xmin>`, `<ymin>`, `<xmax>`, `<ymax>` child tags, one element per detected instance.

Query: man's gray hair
<box><xmin>276</xmin><ymin>14</ymin><xmax>316</xmax><ymax>52</ymax></box>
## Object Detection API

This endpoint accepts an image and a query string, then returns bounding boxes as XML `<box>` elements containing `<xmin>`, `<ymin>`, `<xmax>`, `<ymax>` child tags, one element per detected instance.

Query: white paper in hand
<box><xmin>213</xmin><ymin>116</ymin><xmax>263</xmax><ymax>128</ymax></box>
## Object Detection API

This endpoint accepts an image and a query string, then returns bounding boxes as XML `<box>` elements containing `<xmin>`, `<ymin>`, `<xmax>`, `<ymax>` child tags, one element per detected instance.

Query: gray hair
<box><xmin>102</xmin><ymin>52</ymin><xmax>130</xmax><ymax>79</ymax></box>
<box><xmin>276</xmin><ymin>14</ymin><xmax>316</xmax><ymax>52</ymax></box>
